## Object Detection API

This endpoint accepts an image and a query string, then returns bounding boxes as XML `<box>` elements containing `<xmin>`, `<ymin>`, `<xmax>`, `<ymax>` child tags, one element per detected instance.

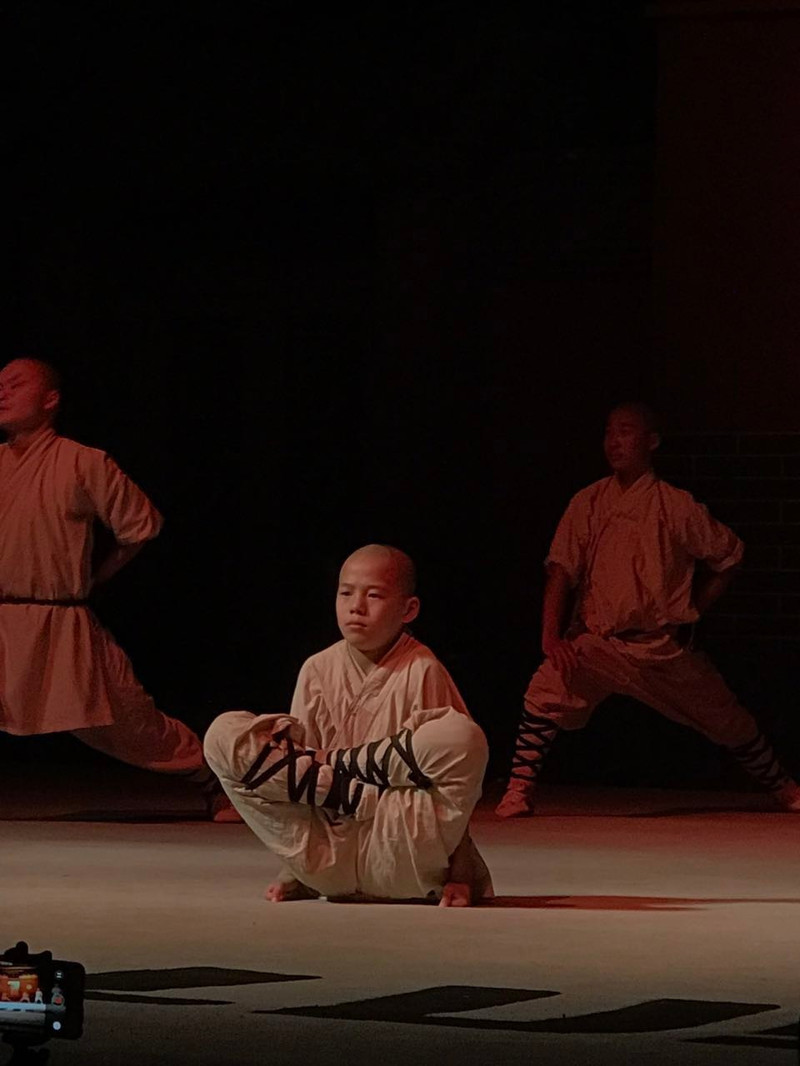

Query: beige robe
<box><xmin>523</xmin><ymin>472</ymin><xmax>756</xmax><ymax>741</ymax></box>
<box><xmin>548</xmin><ymin>471</ymin><xmax>743</xmax><ymax>639</ymax></box>
<box><xmin>207</xmin><ymin>633</ymin><xmax>489</xmax><ymax>899</ymax></box>
<box><xmin>289</xmin><ymin>632</ymin><xmax>469</xmax><ymax>747</ymax></box>
<box><xmin>0</xmin><ymin>430</ymin><xmax>194</xmax><ymax>759</ymax></box>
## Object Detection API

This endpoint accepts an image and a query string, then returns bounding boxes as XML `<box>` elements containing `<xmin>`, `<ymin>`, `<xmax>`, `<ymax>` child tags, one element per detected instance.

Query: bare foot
<box><xmin>439</xmin><ymin>881</ymin><xmax>471</xmax><ymax>907</ymax></box>
<box><xmin>265</xmin><ymin>879</ymin><xmax>320</xmax><ymax>902</ymax></box>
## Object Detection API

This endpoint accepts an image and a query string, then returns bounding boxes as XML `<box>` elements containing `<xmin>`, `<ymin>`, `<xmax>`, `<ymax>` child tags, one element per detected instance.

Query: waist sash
<box><xmin>0</xmin><ymin>597</ymin><xmax>89</xmax><ymax>607</ymax></box>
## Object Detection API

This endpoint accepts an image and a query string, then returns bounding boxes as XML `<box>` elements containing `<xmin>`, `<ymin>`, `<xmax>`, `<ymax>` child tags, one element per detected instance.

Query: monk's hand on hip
<box><xmin>543</xmin><ymin>635</ymin><xmax>579</xmax><ymax>682</ymax></box>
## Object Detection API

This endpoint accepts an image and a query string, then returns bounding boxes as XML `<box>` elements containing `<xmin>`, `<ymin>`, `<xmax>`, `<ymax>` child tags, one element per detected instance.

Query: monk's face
<box><xmin>603</xmin><ymin>407</ymin><xmax>658</xmax><ymax>480</ymax></box>
<box><xmin>336</xmin><ymin>552</ymin><xmax>420</xmax><ymax>662</ymax></box>
<box><xmin>0</xmin><ymin>360</ymin><xmax>59</xmax><ymax>435</ymax></box>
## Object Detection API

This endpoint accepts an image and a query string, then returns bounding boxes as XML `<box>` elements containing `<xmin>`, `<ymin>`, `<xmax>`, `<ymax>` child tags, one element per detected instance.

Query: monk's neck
<box><xmin>348</xmin><ymin>631</ymin><xmax>406</xmax><ymax>672</ymax></box>
<box><xmin>5</xmin><ymin>423</ymin><xmax>54</xmax><ymax>457</ymax></box>
<box><xmin>613</xmin><ymin>466</ymin><xmax>652</xmax><ymax>493</ymax></box>
<box><xmin>349</xmin><ymin>645</ymin><xmax>378</xmax><ymax>674</ymax></box>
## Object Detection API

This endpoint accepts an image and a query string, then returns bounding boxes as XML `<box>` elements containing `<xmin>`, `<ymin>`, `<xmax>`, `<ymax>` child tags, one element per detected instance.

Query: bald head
<box><xmin>336</xmin><ymin>544</ymin><xmax>420</xmax><ymax>661</ymax></box>
<box><xmin>604</xmin><ymin>401</ymin><xmax>661</xmax><ymax>487</ymax></box>
<box><xmin>4</xmin><ymin>358</ymin><xmax>61</xmax><ymax>392</ymax></box>
<box><xmin>341</xmin><ymin>544</ymin><xmax>417</xmax><ymax>597</ymax></box>
<box><xmin>0</xmin><ymin>358</ymin><xmax>61</xmax><ymax>438</ymax></box>
<box><xmin>609</xmin><ymin>401</ymin><xmax>661</xmax><ymax>437</ymax></box>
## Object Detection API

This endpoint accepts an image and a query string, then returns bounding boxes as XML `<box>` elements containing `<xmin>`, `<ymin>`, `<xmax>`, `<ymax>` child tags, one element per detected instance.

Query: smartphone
<box><xmin>0</xmin><ymin>951</ymin><xmax>84</xmax><ymax>1041</ymax></box>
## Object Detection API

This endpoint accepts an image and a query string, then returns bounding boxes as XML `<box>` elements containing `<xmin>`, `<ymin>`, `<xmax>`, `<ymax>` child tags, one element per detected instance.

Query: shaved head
<box><xmin>336</xmin><ymin>544</ymin><xmax>420</xmax><ymax>661</ymax></box>
<box><xmin>609</xmin><ymin>401</ymin><xmax>661</xmax><ymax>436</ymax></box>
<box><xmin>4</xmin><ymin>358</ymin><xmax>61</xmax><ymax>393</ymax></box>
<box><xmin>0</xmin><ymin>358</ymin><xmax>62</xmax><ymax>438</ymax></box>
<box><xmin>341</xmin><ymin>544</ymin><xmax>417</xmax><ymax>596</ymax></box>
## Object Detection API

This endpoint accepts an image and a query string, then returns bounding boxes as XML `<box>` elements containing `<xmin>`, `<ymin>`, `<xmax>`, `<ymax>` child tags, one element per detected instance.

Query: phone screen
<box><xmin>0</xmin><ymin>959</ymin><xmax>84</xmax><ymax>1039</ymax></box>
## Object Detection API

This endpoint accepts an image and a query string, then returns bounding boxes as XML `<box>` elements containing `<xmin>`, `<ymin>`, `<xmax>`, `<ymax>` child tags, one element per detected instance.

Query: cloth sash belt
<box><xmin>0</xmin><ymin>597</ymin><xmax>89</xmax><ymax>607</ymax></box>
<box><xmin>611</xmin><ymin>624</ymin><xmax>694</xmax><ymax>648</ymax></box>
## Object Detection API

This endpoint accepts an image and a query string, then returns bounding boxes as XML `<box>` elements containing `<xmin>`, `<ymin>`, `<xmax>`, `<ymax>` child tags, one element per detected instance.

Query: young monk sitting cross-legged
<box><xmin>204</xmin><ymin>544</ymin><xmax>493</xmax><ymax>907</ymax></box>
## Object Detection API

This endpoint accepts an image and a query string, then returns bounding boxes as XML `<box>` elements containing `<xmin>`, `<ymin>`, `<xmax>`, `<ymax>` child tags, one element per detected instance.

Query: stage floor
<box><xmin>1</xmin><ymin>763</ymin><xmax>798</xmax><ymax>1065</ymax></box>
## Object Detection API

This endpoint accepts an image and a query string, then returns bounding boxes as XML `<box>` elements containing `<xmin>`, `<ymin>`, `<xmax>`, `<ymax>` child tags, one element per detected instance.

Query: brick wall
<box><xmin>658</xmin><ymin>433</ymin><xmax>800</xmax><ymax>642</ymax></box>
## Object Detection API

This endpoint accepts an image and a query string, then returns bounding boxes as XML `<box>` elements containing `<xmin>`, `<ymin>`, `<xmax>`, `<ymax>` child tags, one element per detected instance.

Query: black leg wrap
<box><xmin>242</xmin><ymin>739</ymin><xmax>280</xmax><ymax>787</ymax></box>
<box><xmin>318</xmin><ymin>771</ymin><xmax>366</xmax><ymax>816</ymax></box>
<box><xmin>241</xmin><ymin>737</ymin><xmax>368</xmax><ymax>815</ymax></box>
<box><xmin>327</xmin><ymin>728</ymin><xmax>433</xmax><ymax>790</ymax></box>
<box><xmin>728</xmin><ymin>733</ymin><xmax>791</xmax><ymax>792</ymax></box>
<box><xmin>244</xmin><ymin>739</ymin><xmax>319</xmax><ymax>802</ymax></box>
<box><xmin>510</xmin><ymin>708</ymin><xmax>559</xmax><ymax>783</ymax></box>
<box><xmin>387</xmin><ymin>729</ymin><xmax>433</xmax><ymax>789</ymax></box>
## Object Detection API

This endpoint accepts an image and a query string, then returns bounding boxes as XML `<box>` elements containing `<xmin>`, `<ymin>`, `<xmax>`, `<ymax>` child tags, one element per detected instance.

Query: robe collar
<box><xmin>345</xmin><ymin>629</ymin><xmax>411</xmax><ymax>677</ymax></box>
<box><xmin>2</xmin><ymin>425</ymin><xmax>57</xmax><ymax>462</ymax></box>
<box><xmin>607</xmin><ymin>468</ymin><xmax>657</xmax><ymax>503</ymax></box>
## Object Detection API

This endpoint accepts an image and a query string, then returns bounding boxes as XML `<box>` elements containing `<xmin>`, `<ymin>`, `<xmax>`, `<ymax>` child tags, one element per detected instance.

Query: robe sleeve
<box><xmin>678</xmin><ymin>495</ymin><xmax>744</xmax><ymax>572</ymax></box>
<box><xmin>77</xmin><ymin>451</ymin><xmax>163</xmax><ymax>545</ymax></box>
<box><xmin>545</xmin><ymin>494</ymin><xmax>588</xmax><ymax>587</ymax></box>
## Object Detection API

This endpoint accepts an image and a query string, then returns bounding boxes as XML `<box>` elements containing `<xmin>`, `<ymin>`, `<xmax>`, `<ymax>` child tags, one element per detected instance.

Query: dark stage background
<box><xmin>9</xmin><ymin>2</ymin><xmax>800</xmax><ymax>788</ymax></box>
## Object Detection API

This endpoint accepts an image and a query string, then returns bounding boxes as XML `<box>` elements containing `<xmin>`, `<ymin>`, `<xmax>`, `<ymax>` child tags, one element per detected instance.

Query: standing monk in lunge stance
<box><xmin>496</xmin><ymin>402</ymin><xmax>800</xmax><ymax>817</ymax></box>
<box><xmin>205</xmin><ymin>544</ymin><xmax>493</xmax><ymax>906</ymax></box>
<box><xmin>0</xmin><ymin>357</ymin><xmax>237</xmax><ymax>820</ymax></box>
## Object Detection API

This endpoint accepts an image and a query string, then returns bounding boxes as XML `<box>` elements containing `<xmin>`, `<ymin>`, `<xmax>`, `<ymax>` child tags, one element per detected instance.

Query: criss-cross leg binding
<box><xmin>240</xmin><ymin>736</ymin><xmax>366</xmax><ymax>815</ymax></box>
<box><xmin>728</xmin><ymin>732</ymin><xmax>792</xmax><ymax>792</ymax></box>
<box><xmin>324</xmin><ymin>728</ymin><xmax>432</xmax><ymax>790</ymax></box>
<box><xmin>236</xmin><ymin>725</ymin><xmax>433</xmax><ymax>818</ymax></box>
<box><xmin>509</xmin><ymin>708</ymin><xmax>559</xmax><ymax>784</ymax></box>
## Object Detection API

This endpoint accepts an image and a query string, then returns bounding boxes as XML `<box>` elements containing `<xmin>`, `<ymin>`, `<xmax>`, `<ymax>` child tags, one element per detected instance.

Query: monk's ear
<box><xmin>648</xmin><ymin>431</ymin><xmax>660</xmax><ymax>454</ymax></box>
<box><xmin>43</xmin><ymin>389</ymin><xmax>60</xmax><ymax>417</ymax></box>
<box><xmin>402</xmin><ymin>596</ymin><xmax>420</xmax><ymax>624</ymax></box>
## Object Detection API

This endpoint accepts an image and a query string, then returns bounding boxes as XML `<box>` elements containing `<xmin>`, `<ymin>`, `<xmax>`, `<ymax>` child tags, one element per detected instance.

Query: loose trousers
<box><xmin>71</xmin><ymin>636</ymin><xmax>204</xmax><ymax>774</ymax></box>
<box><xmin>204</xmin><ymin>706</ymin><xmax>488</xmax><ymax>900</ymax></box>
<box><xmin>525</xmin><ymin>633</ymin><xmax>760</xmax><ymax>744</ymax></box>
<box><xmin>507</xmin><ymin>631</ymin><xmax>776</xmax><ymax>790</ymax></box>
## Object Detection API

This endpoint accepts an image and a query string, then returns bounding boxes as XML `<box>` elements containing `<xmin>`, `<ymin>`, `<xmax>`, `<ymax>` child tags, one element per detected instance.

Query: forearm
<box><xmin>541</xmin><ymin>565</ymin><xmax>574</xmax><ymax>650</ymax></box>
<box><xmin>92</xmin><ymin>542</ymin><xmax>144</xmax><ymax>586</ymax></box>
<box><xmin>693</xmin><ymin>565</ymin><xmax>737</xmax><ymax>616</ymax></box>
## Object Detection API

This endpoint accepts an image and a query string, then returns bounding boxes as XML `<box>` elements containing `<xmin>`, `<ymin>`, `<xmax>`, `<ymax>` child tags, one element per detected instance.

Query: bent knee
<box><xmin>707</xmin><ymin>708</ymin><xmax>760</xmax><ymax>749</ymax></box>
<box><xmin>416</xmin><ymin>713</ymin><xmax>488</xmax><ymax>775</ymax></box>
<box><xmin>454</xmin><ymin>716</ymin><xmax>488</xmax><ymax>761</ymax></box>
<box><xmin>420</xmin><ymin>708</ymin><xmax>485</xmax><ymax>745</ymax></box>
<box><xmin>203</xmin><ymin>710</ymin><xmax>257</xmax><ymax>777</ymax></box>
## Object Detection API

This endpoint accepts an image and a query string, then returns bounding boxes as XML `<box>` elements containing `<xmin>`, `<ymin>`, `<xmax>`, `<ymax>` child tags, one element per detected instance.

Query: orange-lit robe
<box><xmin>0</xmin><ymin>429</ymin><xmax>202</xmax><ymax>770</ymax></box>
<box><xmin>549</xmin><ymin>471</ymin><xmax>743</xmax><ymax>639</ymax></box>
<box><xmin>207</xmin><ymin>633</ymin><xmax>489</xmax><ymax>899</ymax></box>
<box><xmin>524</xmin><ymin>471</ymin><xmax>758</xmax><ymax>744</ymax></box>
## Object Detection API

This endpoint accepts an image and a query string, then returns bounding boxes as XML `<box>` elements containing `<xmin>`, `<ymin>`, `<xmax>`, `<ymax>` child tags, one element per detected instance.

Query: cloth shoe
<box><xmin>772</xmin><ymin>781</ymin><xmax>800</xmax><ymax>812</ymax></box>
<box><xmin>494</xmin><ymin>782</ymin><xmax>536</xmax><ymax>818</ymax></box>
